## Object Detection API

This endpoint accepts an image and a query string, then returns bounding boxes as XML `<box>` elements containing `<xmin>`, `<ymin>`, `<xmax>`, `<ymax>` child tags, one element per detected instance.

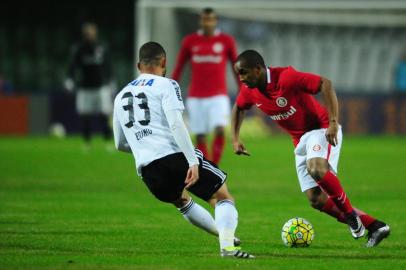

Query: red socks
<box><xmin>212</xmin><ymin>135</ymin><xmax>225</xmax><ymax>165</ymax></box>
<box><xmin>196</xmin><ymin>136</ymin><xmax>225</xmax><ymax>165</ymax></box>
<box><xmin>197</xmin><ymin>142</ymin><xmax>208</xmax><ymax>158</ymax></box>
<box><xmin>316</xmin><ymin>171</ymin><xmax>354</xmax><ymax>214</ymax></box>
<box><xmin>355</xmin><ymin>208</ymin><xmax>376</xmax><ymax>228</ymax></box>
<box><xmin>321</xmin><ymin>197</ymin><xmax>376</xmax><ymax>228</ymax></box>
<box><xmin>321</xmin><ymin>197</ymin><xmax>346</xmax><ymax>223</ymax></box>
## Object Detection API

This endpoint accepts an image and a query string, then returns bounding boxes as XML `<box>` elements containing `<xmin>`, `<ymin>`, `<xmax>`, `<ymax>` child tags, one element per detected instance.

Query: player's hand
<box><xmin>64</xmin><ymin>78</ymin><xmax>75</xmax><ymax>93</ymax></box>
<box><xmin>325</xmin><ymin>122</ymin><xmax>339</xmax><ymax>146</ymax></box>
<box><xmin>233</xmin><ymin>140</ymin><xmax>250</xmax><ymax>156</ymax></box>
<box><xmin>184</xmin><ymin>164</ymin><xmax>199</xmax><ymax>189</ymax></box>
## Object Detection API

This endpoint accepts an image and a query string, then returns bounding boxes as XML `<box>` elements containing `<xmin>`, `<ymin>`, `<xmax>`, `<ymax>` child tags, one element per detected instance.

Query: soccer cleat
<box><xmin>221</xmin><ymin>246</ymin><xmax>255</xmax><ymax>259</ymax></box>
<box><xmin>345</xmin><ymin>211</ymin><xmax>365</xmax><ymax>239</ymax></box>
<box><xmin>234</xmin><ymin>237</ymin><xmax>241</xmax><ymax>247</ymax></box>
<box><xmin>365</xmin><ymin>223</ymin><xmax>390</xmax><ymax>247</ymax></box>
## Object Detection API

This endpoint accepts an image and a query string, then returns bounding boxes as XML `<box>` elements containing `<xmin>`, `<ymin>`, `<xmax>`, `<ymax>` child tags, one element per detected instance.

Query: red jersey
<box><xmin>172</xmin><ymin>30</ymin><xmax>238</xmax><ymax>98</ymax></box>
<box><xmin>236</xmin><ymin>66</ymin><xmax>329</xmax><ymax>146</ymax></box>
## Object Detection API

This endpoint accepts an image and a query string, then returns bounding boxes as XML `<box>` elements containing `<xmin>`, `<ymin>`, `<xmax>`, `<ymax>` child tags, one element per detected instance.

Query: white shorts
<box><xmin>76</xmin><ymin>86</ymin><xmax>113</xmax><ymax>115</ymax></box>
<box><xmin>294</xmin><ymin>126</ymin><xmax>343</xmax><ymax>192</ymax></box>
<box><xmin>186</xmin><ymin>95</ymin><xmax>230</xmax><ymax>134</ymax></box>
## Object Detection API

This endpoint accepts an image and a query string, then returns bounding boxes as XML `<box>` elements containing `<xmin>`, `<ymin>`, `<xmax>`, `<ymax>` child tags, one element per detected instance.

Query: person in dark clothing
<box><xmin>65</xmin><ymin>22</ymin><xmax>113</xmax><ymax>149</ymax></box>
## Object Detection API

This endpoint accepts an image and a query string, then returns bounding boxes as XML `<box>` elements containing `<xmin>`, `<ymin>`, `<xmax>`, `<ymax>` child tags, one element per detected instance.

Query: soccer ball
<box><xmin>281</xmin><ymin>217</ymin><xmax>315</xmax><ymax>247</ymax></box>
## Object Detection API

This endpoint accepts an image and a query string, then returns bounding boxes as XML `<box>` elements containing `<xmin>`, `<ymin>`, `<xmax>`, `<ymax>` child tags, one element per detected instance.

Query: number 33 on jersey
<box><xmin>113</xmin><ymin>74</ymin><xmax>185</xmax><ymax>175</ymax></box>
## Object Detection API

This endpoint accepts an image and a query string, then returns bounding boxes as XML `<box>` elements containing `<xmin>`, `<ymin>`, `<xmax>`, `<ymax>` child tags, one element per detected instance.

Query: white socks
<box><xmin>215</xmin><ymin>199</ymin><xmax>238</xmax><ymax>249</ymax></box>
<box><xmin>178</xmin><ymin>199</ymin><xmax>218</xmax><ymax>236</ymax></box>
<box><xmin>178</xmin><ymin>198</ymin><xmax>239</xmax><ymax>250</ymax></box>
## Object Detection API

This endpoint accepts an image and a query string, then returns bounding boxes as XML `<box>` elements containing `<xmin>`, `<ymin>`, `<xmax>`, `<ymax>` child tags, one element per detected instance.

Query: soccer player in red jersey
<box><xmin>231</xmin><ymin>50</ymin><xmax>390</xmax><ymax>247</ymax></box>
<box><xmin>172</xmin><ymin>8</ymin><xmax>238</xmax><ymax>165</ymax></box>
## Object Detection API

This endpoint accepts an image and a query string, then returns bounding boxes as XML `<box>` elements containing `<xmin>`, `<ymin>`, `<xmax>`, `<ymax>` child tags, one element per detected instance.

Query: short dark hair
<box><xmin>202</xmin><ymin>7</ymin><xmax>215</xmax><ymax>15</ymax></box>
<box><xmin>237</xmin><ymin>50</ymin><xmax>266</xmax><ymax>68</ymax></box>
<box><xmin>139</xmin><ymin>41</ymin><xmax>166</xmax><ymax>66</ymax></box>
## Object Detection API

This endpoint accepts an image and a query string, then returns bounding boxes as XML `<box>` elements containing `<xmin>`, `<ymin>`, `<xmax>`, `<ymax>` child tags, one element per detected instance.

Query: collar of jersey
<box><xmin>197</xmin><ymin>29</ymin><xmax>221</xmax><ymax>36</ymax></box>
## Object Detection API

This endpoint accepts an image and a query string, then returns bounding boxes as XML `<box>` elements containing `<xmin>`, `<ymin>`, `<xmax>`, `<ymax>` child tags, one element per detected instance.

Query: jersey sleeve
<box><xmin>282</xmin><ymin>66</ymin><xmax>321</xmax><ymax>94</ymax></box>
<box><xmin>162</xmin><ymin>79</ymin><xmax>185</xmax><ymax>112</ymax></box>
<box><xmin>227</xmin><ymin>35</ymin><xmax>241</xmax><ymax>88</ymax></box>
<box><xmin>236</xmin><ymin>85</ymin><xmax>254</xmax><ymax>109</ymax></box>
<box><xmin>113</xmin><ymin>101</ymin><xmax>131</xmax><ymax>153</ymax></box>
<box><xmin>171</xmin><ymin>37</ymin><xmax>190</xmax><ymax>81</ymax></box>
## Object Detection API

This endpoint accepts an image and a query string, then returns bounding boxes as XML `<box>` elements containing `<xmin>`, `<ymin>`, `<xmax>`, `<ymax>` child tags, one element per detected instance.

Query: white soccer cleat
<box><xmin>366</xmin><ymin>224</ymin><xmax>390</xmax><ymax>247</ymax></box>
<box><xmin>345</xmin><ymin>211</ymin><xmax>365</xmax><ymax>239</ymax></box>
<box><xmin>220</xmin><ymin>247</ymin><xmax>255</xmax><ymax>259</ymax></box>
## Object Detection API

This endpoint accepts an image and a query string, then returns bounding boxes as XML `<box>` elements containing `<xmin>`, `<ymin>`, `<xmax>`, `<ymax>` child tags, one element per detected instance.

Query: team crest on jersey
<box><xmin>212</xmin><ymin>42</ymin><xmax>223</xmax><ymax>53</ymax></box>
<box><xmin>313</xmin><ymin>144</ymin><xmax>322</xmax><ymax>151</ymax></box>
<box><xmin>192</xmin><ymin>46</ymin><xmax>199</xmax><ymax>52</ymax></box>
<box><xmin>276</xmin><ymin>97</ymin><xmax>288</xmax><ymax>107</ymax></box>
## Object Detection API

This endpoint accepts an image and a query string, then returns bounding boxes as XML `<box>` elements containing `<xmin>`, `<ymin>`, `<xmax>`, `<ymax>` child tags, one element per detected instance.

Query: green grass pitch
<box><xmin>1</xmin><ymin>135</ymin><xmax>406</xmax><ymax>269</ymax></box>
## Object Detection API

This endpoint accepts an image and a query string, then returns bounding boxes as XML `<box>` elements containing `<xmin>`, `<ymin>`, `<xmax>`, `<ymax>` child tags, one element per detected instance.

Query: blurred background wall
<box><xmin>1</xmin><ymin>0</ymin><xmax>406</xmax><ymax>136</ymax></box>
<box><xmin>0</xmin><ymin>0</ymin><xmax>134</xmax><ymax>135</ymax></box>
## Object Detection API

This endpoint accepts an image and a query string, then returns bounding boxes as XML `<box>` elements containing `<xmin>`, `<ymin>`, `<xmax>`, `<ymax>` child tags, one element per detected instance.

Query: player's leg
<box><xmin>305</xmin><ymin>128</ymin><xmax>367</xmax><ymax>238</ymax></box>
<box><xmin>189</xmin><ymin>150</ymin><xmax>253</xmax><ymax>258</ymax></box>
<box><xmin>173</xmin><ymin>190</ymin><xmax>219</xmax><ymax>236</ymax></box>
<box><xmin>208</xmin><ymin>95</ymin><xmax>230</xmax><ymax>165</ymax></box>
<box><xmin>76</xmin><ymin>90</ymin><xmax>93</xmax><ymax>147</ymax></box>
<box><xmin>306</xmin><ymin>157</ymin><xmax>356</xmax><ymax>215</ymax></box>
<box><xmin>100</xmin><ymin>114</ymin><xmax>112</xmax><ymax>140</ymax></box>
<box><xmin>196</xmin><ymin>134</ymin><xmax>209</xmax><ymax>158</ymax></box>
<box><xmin>305</xmin><ymin>185</ymin><xmax>390</xmax><ymax>247</ymax></box>
<box><xmin>99</xmin><ymin>85</ymin><xmax>113</xmax><ymax>141</ymax></box>
<box><xmin>140</xmin><ymin>153</ymin><xmax>218</xmax><ymax>236</ymax></box>
<box><xmin>299</xmin><ymin>132</ymin><xmax>375</xmax><ymax>227</ymax></box>
<box><xmin>212</xmin><ymin>126</ymin><xmax>225</xmax><ymax>165</ymax></box>
<box><xmin>81</xmin><ymin>114</ymin><xmax>92</xmax><ymax>143</ymax></box>
<box><xmin>186</xmin><ymin>98</ymin><xmax>209</xmax><ymax>157</ymax></box>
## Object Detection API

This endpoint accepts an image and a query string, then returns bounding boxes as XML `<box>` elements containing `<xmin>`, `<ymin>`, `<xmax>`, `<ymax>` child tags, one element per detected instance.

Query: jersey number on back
<box><xmin>122</xmin><ymin>92</ymin><xmax>150</xmax><ymax>127</ymax></box>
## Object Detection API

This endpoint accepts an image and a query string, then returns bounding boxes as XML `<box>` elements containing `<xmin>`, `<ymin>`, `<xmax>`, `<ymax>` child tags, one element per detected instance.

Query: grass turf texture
<box><xmin>1</xmin><ymin>135</ymin><xmax>406</xmax><ymax>269</ymax></box>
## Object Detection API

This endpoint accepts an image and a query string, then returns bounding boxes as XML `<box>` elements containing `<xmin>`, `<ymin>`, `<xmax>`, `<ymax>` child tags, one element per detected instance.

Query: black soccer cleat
<box><xmin>345</xmin><ymin>210</ymin><xmax>365</xmax><ymax>239</ymax></box>
<box><xmin>234</xmin><ymin>237</ymin><xmax>241</xmax><ymax>247</ymax></box>
<box><xmin>365</xmin><ymin>221</ymin><xmax>390</xmax><ymax>247</ymax></box>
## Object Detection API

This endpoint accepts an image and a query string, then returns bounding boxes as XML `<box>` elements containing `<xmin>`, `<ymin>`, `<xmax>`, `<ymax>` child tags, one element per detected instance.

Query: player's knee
<box><xmin>196</xmin><ymin>134</ymin><xmax>206</xmax><ymax>144</ymax></box>
<box><xmin>171</xmin><ymin>196</ymin><xmax>190</xmax><ymax>208</ymax></box>
<box><xmin>306</xmin><ymin>189</ymin><xmax>324</xmax><ymax>210</ymax></box>
<box><xmin>307</xmin><ymin>160</ymin><xmax>329</xmax><ymax>180</ymax></box>
<box><xmin>209</xmin><ymin>184</ymin><xmax>234</xmax><ymax>204</ymax></box>
<box><xmin>214</xmin><ymin>126</ymin><xmax>225</xmax><ymax>137</ymax></box>
<box><xmin>308</xmin><ymin>196</ymin><xmax>324</xmax><ymax>210</ymax></box>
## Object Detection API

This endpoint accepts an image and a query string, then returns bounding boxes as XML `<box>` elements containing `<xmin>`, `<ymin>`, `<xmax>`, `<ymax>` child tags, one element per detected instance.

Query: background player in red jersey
<box><xmin>172</xmin><ymin>8</ymin><xmax>238</xmax><ymax>165</ymax></box>
<box><xmin>231</xmin><ymin>50</ymin><xmax>390</xmax><ymax>247</ymax></box>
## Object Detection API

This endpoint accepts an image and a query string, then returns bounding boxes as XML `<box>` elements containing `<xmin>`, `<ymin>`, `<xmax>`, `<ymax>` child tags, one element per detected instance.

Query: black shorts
<box><xmin>141</xmin><ymin>149</ymin><xmax>227</xmax><ymax>203</ymax></box>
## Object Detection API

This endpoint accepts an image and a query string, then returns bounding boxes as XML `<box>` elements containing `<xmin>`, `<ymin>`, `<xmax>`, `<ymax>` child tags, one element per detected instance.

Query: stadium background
<box><xmin>1</xmin><ymin>0</ymin><xmax>406</xmax><ymax>269</ymax></box>
<box><xmin>1</xmin><ymin>0</ymin><xmax>406</xmax><ymax>136</ymax></box>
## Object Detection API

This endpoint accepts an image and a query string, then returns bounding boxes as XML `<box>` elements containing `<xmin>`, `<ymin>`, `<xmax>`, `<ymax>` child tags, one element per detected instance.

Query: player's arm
<box><xmin>163</xmin><ymin>80</ymin><xmax>199</xmax><ymax>188</ymax></box>
<box><xmin>285</xmin><ymin>67</ymin><xmax>340</xmax><ymax>146</ymax></box>
<box><xmin>228</xmin><ymin>36</ymin><xmax>241</xmax><ymax>87</ymax></box>
<box><xmin>165</xmin><ymin>109</ymin><xmax>199</xmax><ymax>189</ymax></box>
<box><xmin>171</xmin><ymin>38</ymin><xmax>190</xmax><ymax>81</ymax></box>
<box><xmin>231</xmin><ymin>104</ymin><xmax>250</xmax><ymax>156</ymax></box>
<box><xmin>113</xmin><ymin>109</ymin><xmax>131</xmax><ymax>153</ymax></box>
<box><xmin>65</xmin><ymin>45</ymin><xmax>79</xmax><ymax>92</ymax></box>
<box><xmin>319</xmin><ymin>77</ymin><xmax>339</xmax><ymax>146</ymax></box>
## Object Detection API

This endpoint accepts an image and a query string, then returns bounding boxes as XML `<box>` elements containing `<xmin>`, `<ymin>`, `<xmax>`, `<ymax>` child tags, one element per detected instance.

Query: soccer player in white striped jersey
<box><xmin>113</xmin><ymin>41</ymin><xmax>254</xmax><ymax>259</ymax></box>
